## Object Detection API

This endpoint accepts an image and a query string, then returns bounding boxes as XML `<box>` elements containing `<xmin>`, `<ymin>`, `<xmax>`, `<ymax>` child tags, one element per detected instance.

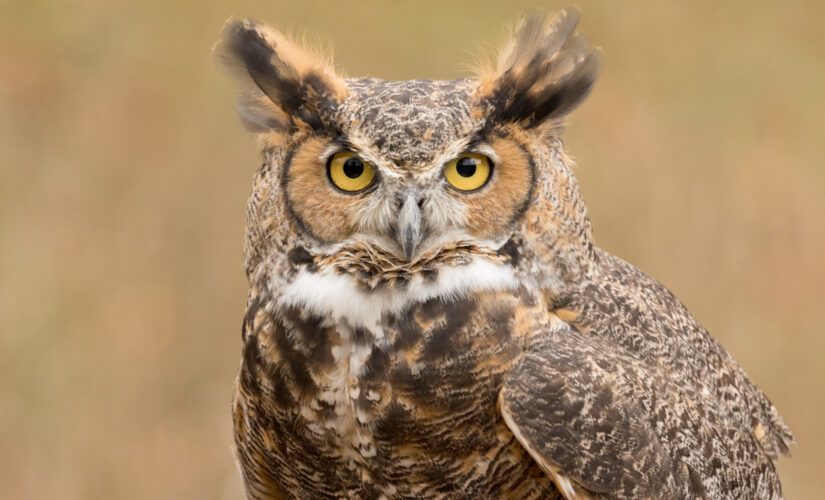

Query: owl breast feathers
<box><xmin>216</xmin><ymin>8</ymin><xmax>792</xmax><ymax>499</ymax></box>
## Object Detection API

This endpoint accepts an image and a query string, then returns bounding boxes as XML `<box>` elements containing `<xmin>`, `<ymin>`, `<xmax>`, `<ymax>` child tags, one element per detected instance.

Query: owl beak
<box><xmin>397</xmin><ymin>191</ymin><xmax>424</xmax><ymax>261</ymax></box>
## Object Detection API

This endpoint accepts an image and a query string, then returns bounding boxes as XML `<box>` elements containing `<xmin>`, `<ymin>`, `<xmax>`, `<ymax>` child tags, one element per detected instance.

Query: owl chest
<box><xmin>238</xmin><ymin>289</ymin><xmax>556</xmax><ymax>497</ymax></box>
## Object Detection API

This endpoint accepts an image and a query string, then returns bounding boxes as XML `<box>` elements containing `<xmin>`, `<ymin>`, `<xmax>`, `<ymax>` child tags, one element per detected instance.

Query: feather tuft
<box><xmin>475</xmin><ymin>8</ymin><xmax>601</xmax><ymax>129</ymax></box>
<box><xmin>214</xmin><ymin>18</ymin><xmax>348</xmax><ymax>133</ymax></box>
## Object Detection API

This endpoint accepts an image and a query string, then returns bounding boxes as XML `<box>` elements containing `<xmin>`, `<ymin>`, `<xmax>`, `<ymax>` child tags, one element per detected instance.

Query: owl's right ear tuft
<box><xmin>214</xmin><ymin>18</ymin><xmax>348</xmax><ymax>134</ymax></box>
<box><xmin>474</xmin><ymin>8</ymin><xmax>600</xmax><ymax>130</ymax></box>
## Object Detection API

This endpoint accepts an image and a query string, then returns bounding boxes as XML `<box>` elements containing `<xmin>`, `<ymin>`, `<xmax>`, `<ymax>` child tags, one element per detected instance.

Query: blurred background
<box><xmin>1</xmin><ymin>0</ymin><xmax>822</xmax><ymax>498</ymax></box>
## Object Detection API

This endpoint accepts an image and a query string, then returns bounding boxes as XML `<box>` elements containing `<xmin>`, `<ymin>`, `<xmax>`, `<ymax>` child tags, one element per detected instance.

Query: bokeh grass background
<box><xmin>1</xmin><ymin>0</ymin><xmax>823</xmax><ymax>498</ymax></box>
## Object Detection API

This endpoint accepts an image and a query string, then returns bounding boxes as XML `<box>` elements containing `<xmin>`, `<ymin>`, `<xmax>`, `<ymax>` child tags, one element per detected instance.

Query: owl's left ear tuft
<box><xmin>214</xmin><ymin>18</ymin><xmax>348</xmax><ymax>134</ymax></box>
<box><xmin>474</xmin><ymin>8</ymin><xmax>600</xmax><ymax>130</ymax></box>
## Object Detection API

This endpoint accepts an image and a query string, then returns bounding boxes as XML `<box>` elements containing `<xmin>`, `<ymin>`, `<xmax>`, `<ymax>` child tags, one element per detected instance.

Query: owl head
<box><xmin>216</xmin><ymin>9</ymin><xmax>599</xmax><ymax>297</ymax></box>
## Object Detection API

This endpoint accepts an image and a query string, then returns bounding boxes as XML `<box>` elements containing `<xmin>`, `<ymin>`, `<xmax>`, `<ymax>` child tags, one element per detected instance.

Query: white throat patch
<box><xmin>279</xmin><ymin>258</ymin><xmax>520</xmax><ymax>328</ymax></box>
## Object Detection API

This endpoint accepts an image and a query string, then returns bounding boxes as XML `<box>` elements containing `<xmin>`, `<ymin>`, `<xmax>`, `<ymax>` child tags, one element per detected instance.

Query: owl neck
<box><xmin>521</xmin><ymin>140</ymin><xmax>597</xmax><ymax>288</ymax></box>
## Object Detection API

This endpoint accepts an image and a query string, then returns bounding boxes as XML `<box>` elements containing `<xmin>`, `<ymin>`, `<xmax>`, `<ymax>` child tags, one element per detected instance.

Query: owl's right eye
<box><xmin>328</xmin><ymin>152</ymin><xmax>376</xmax><ymax>192</ymax></box>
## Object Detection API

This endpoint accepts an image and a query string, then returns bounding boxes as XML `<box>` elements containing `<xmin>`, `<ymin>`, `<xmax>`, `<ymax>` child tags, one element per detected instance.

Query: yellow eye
<box><xmin>328</xmin><ymin>152</ymin><xmax>376</xmax><ymax>192</ymax></box>
<box><xmin>444</xmin><ymin>154</ymin><xmax>492</xmax><ymax>192</ymax></box>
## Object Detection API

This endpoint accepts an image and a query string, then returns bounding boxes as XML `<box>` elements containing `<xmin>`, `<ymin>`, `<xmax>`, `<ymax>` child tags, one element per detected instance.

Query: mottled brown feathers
<box><xmin>237</xmin><ymin>289</ymin><xmax>562</xmax><ymax>498</ymax></box>
<box><xmin>547</xmin><ymin>250</ymin><xmax>793</xmax><ymax>498</ymax></box>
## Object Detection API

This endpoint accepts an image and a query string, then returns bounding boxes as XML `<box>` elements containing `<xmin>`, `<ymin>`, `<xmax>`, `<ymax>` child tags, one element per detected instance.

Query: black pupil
<box><xmin>343</xmin><ymin>157</ymin><xmax>364</xmax><ymax>178</ymax></box>
<box><xmin>456</xmin><ymin>157</ymin><xmax>477</xmax><ymax>177</ymax></box>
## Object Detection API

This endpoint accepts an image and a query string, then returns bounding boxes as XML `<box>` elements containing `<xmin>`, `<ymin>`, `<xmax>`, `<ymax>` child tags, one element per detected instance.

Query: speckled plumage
<box><xmin>216</xmin><ymin>9</ymin><xmax>792</xmax><ymax>499</ymax></box>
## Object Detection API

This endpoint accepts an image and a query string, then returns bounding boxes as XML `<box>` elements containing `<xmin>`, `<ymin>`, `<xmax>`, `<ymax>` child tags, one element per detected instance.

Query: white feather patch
<box><xmin>279</xmin><ymin>258</ymin><xmax>520</xmax><ymax>329</ymax></box>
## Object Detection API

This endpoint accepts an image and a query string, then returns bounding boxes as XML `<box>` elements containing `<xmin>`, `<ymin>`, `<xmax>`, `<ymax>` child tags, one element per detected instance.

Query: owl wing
<box><xmin>499</xmin><ymin>324</ymin><xmax>748</xmax><ymax>499</ymax></box>
<box><xmin>232</xmin><ymin>379</ymin><xmax>289</xmax><ymax>500</ymax></box>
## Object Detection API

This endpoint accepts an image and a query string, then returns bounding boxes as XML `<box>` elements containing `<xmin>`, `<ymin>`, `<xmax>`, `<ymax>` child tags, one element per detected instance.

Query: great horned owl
<box><xmin>216</xmin><ymin>9</ymin><xmax>792</xmax><ymax>499</ymax></box>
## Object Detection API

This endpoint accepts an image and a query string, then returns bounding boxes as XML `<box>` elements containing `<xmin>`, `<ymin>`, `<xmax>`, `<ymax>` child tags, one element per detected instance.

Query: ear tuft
<box><xmin>476</xmin><ymin>8</ymin><xmax>600</xmax><ymax>129</ymax></box>
<box><xmin>214</xmin><ymin>18</ymin><xmax>348</xmax><ymax>133</ymax></box>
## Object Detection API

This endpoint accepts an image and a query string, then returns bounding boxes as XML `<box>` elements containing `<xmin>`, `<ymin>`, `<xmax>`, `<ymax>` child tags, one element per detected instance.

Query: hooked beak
<box><xmin>397</xmin><ymin>191</ymin><xmax>424</xmax><ymax>261</ymax></box>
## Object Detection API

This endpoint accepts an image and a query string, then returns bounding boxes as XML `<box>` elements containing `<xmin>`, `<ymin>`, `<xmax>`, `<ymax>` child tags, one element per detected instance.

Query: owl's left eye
<box><xmin>444</xmin><ymin>154</ymin><xmax>492</xmax><ymax>192</ymax></box>
<box><xmin>328</xmin><ymin>152</ymin><xmax>376</xmax><ymax>192</ymax></box>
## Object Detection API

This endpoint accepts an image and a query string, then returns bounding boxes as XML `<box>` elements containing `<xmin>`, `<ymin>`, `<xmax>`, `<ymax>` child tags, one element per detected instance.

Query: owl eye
<box><xmin>328</xmin><ymin>152</ymin><xmax>376</xmax><ymax>192</ymax></box>
<box><xmin>444</xmin><ymin>154</ymin><xmax>492</xmax><ymax>192</ymax></box>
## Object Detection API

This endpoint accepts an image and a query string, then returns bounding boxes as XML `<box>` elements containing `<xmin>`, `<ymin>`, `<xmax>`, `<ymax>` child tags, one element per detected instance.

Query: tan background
<box><xmin>1</xmin><ymin>0</ymin><xmax>822</xmax><ymax>498</ymax></box>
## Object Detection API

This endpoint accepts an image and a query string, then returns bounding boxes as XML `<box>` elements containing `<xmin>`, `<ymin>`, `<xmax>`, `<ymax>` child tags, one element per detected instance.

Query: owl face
<box><xmin>217</xmin><ymin>11</ymin><xmax>599</xmax><ymax>291</ymax></box>
<box><xmin>284</xmin><ymin>79</ymin><xmax>536</xmax><ymax>262</ymax></box>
